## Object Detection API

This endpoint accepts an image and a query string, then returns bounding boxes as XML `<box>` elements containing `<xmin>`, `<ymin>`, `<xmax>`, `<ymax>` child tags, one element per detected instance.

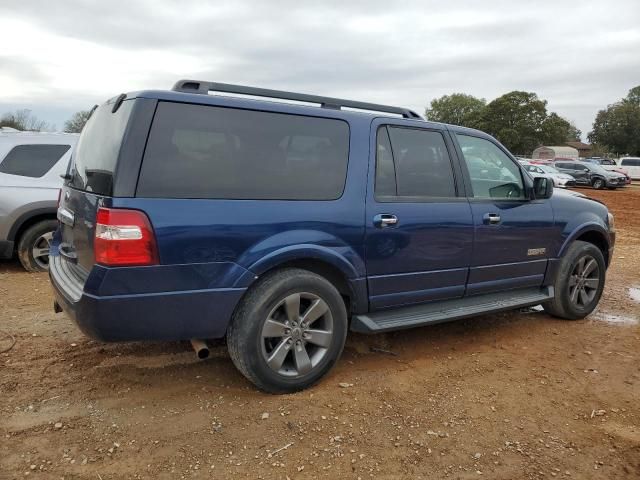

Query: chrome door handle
<box><xmin>483</xmin><ymin>213</ymin><xmax>501</xmax><ymax>225</ymax></box>
<box><xmin>373</xmin><ymin>214</ymin><xmax>398</xmax><ymax>228</ymax></box>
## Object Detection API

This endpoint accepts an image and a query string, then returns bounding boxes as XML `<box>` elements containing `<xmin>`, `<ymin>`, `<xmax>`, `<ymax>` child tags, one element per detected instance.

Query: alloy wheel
<box><xmin>32</xmin><ymin>231</ymin><xmax>53</xmax><ymax>270</ymax></box>
<box><xmin>568</xmin><ymin>255</ymin><xmax>600</xmax><ymax>308</ymax></box>
<box><xmin>260</xmin><ymin>292</ymin><xmax>334</xmax><ymax>377</ymax></box>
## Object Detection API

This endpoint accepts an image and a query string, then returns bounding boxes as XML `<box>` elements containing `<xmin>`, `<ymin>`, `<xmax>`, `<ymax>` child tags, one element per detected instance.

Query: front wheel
<box><xmin>592</xmin><ymin>178</ymin><xmax>605</xmax><ymax>189</ymax></box>
<box><xmin>227</xmin><ymin>268</ymin><xmax>348</xmax><ymax>393</ymax></box>
<box><xmin>543</xmin><ymin>241</ymin><xmax>606</xmax><ymax>320</ymax></box>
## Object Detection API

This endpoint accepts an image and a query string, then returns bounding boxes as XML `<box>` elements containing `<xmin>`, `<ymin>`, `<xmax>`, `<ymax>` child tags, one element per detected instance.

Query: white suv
<box><xmin>0</xmin><ymin>128</ymin><xmax>78</xmax><ymax>271</ymax></box>
<box><xmin>619</xmin><ymin>157</ymin><xmax>640</xmax><ymax>180</ymax></box>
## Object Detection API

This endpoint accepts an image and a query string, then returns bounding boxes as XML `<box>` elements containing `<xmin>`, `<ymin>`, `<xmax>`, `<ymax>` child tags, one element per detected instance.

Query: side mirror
<box><xmin>533</xmin><ymin>176</ymin><xmax>553</xmax><ymax>199</ymax></box>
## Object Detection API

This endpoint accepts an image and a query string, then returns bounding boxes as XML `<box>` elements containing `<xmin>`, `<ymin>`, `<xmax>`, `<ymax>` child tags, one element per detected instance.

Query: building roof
<box><xmin>565</xmin><ymin>141</ymin><xmax>592</xmax><ymax>150</ymax></box>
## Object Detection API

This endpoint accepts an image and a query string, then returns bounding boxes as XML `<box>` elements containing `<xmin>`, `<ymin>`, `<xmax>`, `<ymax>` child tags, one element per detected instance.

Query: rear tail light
<box><xmin>94</xmin><ymin>207</ymin><xmax>159</xmax><ymax>266</ymax></box>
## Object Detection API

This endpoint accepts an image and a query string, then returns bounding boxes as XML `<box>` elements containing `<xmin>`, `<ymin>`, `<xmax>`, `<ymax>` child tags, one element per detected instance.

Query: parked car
<box><xmin>0</xmin><ymin>129</ymin><xmax>78</xmax><ymax>271</ymax></box>
<box><xmin>50</xmin><ymin>80</ymin><xmax>615</xmax><ymax>393</ymax></box>
<box><xmin>581</xmin><ymin>157</ymin><xmax>631</xmax><ymax>184</ymax></box>
<box><xmin>618</xmin><ymin>157</ymin><xmax>640</xmax><ymax>180</ymax></box>
<box><xmin>522</xmin><ymin>162</ymin><xmax>575</xmax><ymax>188</ymax></box>
<box><xmin>553</xmin><ymin>160</ymin><xmax>627</xmax><ymax>189</ymax></box>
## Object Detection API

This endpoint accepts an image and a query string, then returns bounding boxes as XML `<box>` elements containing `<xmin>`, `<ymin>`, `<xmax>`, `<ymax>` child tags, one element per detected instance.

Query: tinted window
<box><xmin>378</xmin><ymin>127</ymin><xmax>456</xmax><ymax>198</ymax></box>
<box><xmin>457</xmin><ymin>134</ymin><xmax>525</xmax><ymax>200</ymax></box>
<box><xmin>0</xmin><ymin>144</ymin><xmax>70</xmax><ymax>177</ymax></box>
<box><xmin>375</xmin><ymin>127</ymin><xmax>396</xmax><ymax>197</ymax></box>
<box><xmin>70</xmin><ymin>100</ymin><xmax>134</xmax><ymax>195</ymax></box>
<box><xmin>556</xmin><ymin>163</ymin><xmax>571</xmax><ymax>169</ymax></box>
<box><xmin>621</xmin><ymin>158</ymin><xmax>640</xmax><ymax>167</ymax></box>
<box><xmin>137</xmin><ymin>102</ymin><xmax>349</xmax><ymax>200</ymax></box>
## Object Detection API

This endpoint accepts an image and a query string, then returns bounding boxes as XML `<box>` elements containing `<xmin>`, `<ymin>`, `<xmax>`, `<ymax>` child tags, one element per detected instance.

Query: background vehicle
<box><xmin>0</xmin><ymin>129</ymin><xmax>77</xmax><ymax>271</ymax></box>
<box><xmin>581</xmin><ymin>157</ymin><xmax>631</xmax><ymax>184</ymax></box>
<box><xmin>522</xmin><ymin>162</ymin><xmax>575</xmax><ymax>187</ymax></box>
<box><xmin>553</xmin><ymin>160</ymin><xmax>626</xmax><ymax>189</ymax></box>
<box><xmin>618</xmin><ymin>157</ymin><xmax>640</xmax><ymax>180</ymax></box>
<box><xmin>50</xmin><ymin>81</ymin><xmax>614</xmax><ymax>393</ymax></box>
<box><xmin>531</xmin><ymin>146</ymin><xmax>579</xmax><ymax>162</ymax></box>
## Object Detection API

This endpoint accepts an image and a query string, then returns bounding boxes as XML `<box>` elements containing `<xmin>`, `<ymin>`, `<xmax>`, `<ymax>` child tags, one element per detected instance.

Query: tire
<box><xmin>543</xmin><ymin>241</ymin><xmax>606</xmax><ymax>320</ymax></box>
<box><xmin>592</xmin><ymin>178</ymin><xmax>605</xmax><ymax>189</ymax></box>
<box><xmin>17</xmin><ymin>220</ymin><xmax>58</xmax><ymax>272</ymax></box>
<box><xmin>227</xmin><ymin>268</ymin><xmax>348</xmax><ymax>393</ymax></box>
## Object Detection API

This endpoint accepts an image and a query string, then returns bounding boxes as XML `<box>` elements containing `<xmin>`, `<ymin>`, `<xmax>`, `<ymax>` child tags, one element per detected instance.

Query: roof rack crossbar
<box><xmin>172</xmin><ymin>79</ymin><xmax>422</xmax><ymax>119</ymax></box>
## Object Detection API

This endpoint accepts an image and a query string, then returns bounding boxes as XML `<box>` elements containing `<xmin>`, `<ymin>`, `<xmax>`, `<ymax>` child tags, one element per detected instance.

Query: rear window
<box><xmin>0</xmin><ymin>144</ymin><xmax>70</xmax><ymax>177</ymax></box>
<box><xmin>69</xmin><ymin>100</ymin><xmax>134</xmax><ymax>195</ymax></box>
<box><xmin>137</xmin><ymin>102</ymin><xmax>350</xmax><ymax>200</ymax></box>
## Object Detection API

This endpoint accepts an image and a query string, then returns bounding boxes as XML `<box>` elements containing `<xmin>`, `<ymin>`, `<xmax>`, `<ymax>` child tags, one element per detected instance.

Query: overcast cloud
<box><xmin>1</xmin><ymin>0</ymin><xmax>639</xmax><ymax>138</ymax></box>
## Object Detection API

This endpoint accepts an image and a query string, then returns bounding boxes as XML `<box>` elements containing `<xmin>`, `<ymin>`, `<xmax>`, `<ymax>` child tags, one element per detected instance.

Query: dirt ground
<box><xmin>1</xmin><ymin>187</ymin><xmax>639</xmax><ymax>480</ymax></box>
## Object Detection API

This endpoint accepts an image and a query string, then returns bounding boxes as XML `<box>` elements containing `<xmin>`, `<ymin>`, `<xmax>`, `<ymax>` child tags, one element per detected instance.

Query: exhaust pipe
<box><xmin>190</xmin><ymin>339</ymin><xmax>210</xmax><ymax>359</ymax></box>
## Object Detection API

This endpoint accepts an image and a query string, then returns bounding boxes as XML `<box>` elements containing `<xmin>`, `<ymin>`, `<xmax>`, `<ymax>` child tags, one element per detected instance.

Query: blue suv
<box><xmin>50</xmin><ymin>80</ymin><xmax>615</xmax><ymax>393</ymax></box>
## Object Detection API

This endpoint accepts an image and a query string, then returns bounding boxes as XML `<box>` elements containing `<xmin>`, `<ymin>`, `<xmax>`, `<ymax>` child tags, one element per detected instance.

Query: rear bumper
<box><xmin>50</xmin><ymin>255</ymin><xmax>246</xmax><ymax>342</ymax></box>
<box><xmin>0</xmin><ymin>239</ymin><xmax>13</xmax><ymax>259</ymax></box>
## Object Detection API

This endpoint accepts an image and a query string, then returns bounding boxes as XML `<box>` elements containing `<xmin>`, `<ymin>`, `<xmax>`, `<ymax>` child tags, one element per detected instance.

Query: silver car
<box><xmin>0</xmin><ymin>128</ymin><xmax>78</xmax><ymax>271</ymax></box>
<box><xmin>522</xmin><ymin>162</ymin><xmax>576</xmax><ymax>188</ymax></box>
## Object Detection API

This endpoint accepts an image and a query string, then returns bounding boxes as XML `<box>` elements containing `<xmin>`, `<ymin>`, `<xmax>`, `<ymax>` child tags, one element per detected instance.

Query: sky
<box><xmin>1</xmin><ymin>0</ymin><xmax>639</xmax><ymax>139</ymax></box>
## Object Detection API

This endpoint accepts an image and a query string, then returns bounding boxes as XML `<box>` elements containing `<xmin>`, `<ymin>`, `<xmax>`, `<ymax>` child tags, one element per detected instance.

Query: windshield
<box><xmin>539</xmin><ymin>165</ymin><xmax>560</xmax><ymax>174</ymax></box>
<box><xmin>587</xmin><ymin>163</ymin><xmax>608</xmax><ymax>174</ymax></box>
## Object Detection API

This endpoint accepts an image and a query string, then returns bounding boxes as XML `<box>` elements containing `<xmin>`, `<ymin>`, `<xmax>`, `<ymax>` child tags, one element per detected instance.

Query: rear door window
<box><xmin>137</xmin><ymin>102</ymin><xmax>350</xmax><ymax>200</ymax></box>
<box><xmin>0</xmin><ymin>144</ymin><xmax>70</xmax><ymax>177</ymax></box>
<box><xmin>69</xmin><ymin>100</ymin><xmax>134</xmax><ymax>195</ymax></box>
<box><xmin>375</xmin><ymin>126</ymin><xmax>457</xmax><ymax>199</ymax></box>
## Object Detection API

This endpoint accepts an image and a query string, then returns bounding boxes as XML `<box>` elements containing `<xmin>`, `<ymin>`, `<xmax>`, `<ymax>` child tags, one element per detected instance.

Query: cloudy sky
<box><xmin>1</xmin><ymin>0</ymin><xmax>639</xmax><ymax>138</ymax></box>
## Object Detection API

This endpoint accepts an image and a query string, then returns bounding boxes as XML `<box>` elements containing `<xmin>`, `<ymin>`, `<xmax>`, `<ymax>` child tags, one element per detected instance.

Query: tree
<box><xmin>541</xmin><ymin>113</ymin><xmax>581</xmax><ymax>145</ymax></box>
<box><xmin>588</xmin><ymin>86</ymin><xmax>640</xmax><ymax>156</ymax></box>
<box><xmin>625</xmin><ymin>85</ymin><xmax>640</xmax><ymax>105</ymax></box>
<box><xmin>479</xmin><ymin>91</ymin><xmax>549</xmax><ymax>154</ymax></box>
<box><xmin>425</xmin><ymin>93</ymin><xmax>486</xmax><ymax>128</ymax></box>
<box><xmin>0</xmin><ymin>109</ymin><xmax>52</xmax><ymax>131</ymax></box>
<box><xmin>64</xmin><ymin>109</ymin><xmax>93</xmax><ymax>133</ymax></box>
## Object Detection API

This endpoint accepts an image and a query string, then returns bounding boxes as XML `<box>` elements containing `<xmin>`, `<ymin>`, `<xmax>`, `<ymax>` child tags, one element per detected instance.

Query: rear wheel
<box><xmin>592</xmin><ymin>178</ymin><xmax>605</xmax><ymax>189</ymax></box>
<box><xmin>17</xmin><ymin>220</ymin><xmax>58</xmax><ymax>272</ymax></box>
<box><xmin>543</xmin><ymin>241</ymin><xmax>605</xmax><ymax>320</ymax></box>
<box><xmin>227</xmin><ymin>268</ymin><xmax>347</xmax><ymax>393</ymax></box>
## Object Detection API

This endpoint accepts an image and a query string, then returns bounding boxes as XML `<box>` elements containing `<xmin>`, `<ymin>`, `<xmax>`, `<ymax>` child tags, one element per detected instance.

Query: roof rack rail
<box><xmin>172</xmin><ymin>79</ymin><xmax>423</xmax><ymax>119</ymax></box>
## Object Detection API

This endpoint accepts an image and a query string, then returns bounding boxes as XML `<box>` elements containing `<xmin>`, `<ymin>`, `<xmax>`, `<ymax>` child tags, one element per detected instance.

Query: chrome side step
<box><xmin>351</xmin><ymin>287</ymin><xmax>554</xmax><ymax>333</ymax></box>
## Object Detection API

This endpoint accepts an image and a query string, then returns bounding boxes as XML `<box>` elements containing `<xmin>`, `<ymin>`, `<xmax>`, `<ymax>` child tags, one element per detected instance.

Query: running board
<box><xmin>351</xmin><ymin>287</ymin><xmax>554</xmax><ymax>333</ymax></box>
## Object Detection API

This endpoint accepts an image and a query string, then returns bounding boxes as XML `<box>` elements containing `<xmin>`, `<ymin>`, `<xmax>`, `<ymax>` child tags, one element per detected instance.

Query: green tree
<box><xmin>0</xmin><ymin>109</ymin><xmax>52</xmax><ymax>131</ymax></box>
<box><xmin>588</xmin><ymin>86</ymin><xmax>640</xmax><ymax>156</ymax></box>
<box><xmin>479</xmin><ymin>91</ymin><xmax>548</xmax><ymax>154</ymax></box>
<box><xmin>625</xmin><ymin>85</ymin><xmax>640</xmax><ymax>105</ymax></box>
<box><xmin>425</xmin><ymin>93</ymin><xmax>486</xmax><ymax>128</ymax></box>
<box><xmin>541</xmin><ymin>113</ymin><xmax>582</xmax><ymax>144</ymax></box>
<box><xmin>64</xmin><ymin>109</ymin><xmax>93</xmax><ymax>133</ymax></box>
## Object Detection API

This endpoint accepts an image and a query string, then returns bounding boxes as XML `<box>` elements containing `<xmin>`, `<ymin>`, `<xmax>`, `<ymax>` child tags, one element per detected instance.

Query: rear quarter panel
<box><xmin>112</xmin><ymin>111</ymin><xmax>371</xmax><ymax>308</ymax></box>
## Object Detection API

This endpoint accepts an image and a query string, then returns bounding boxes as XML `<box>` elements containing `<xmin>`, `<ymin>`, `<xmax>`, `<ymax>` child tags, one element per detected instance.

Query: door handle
<box><xmin>483</xmin><ymin>213</ymin><xmax>501</xmax><ymax>225</ymax></box>
<box><xmin>373</xmin><ymin>214</ymin><xmax>398</xmax><ymax>228</ymax></box>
